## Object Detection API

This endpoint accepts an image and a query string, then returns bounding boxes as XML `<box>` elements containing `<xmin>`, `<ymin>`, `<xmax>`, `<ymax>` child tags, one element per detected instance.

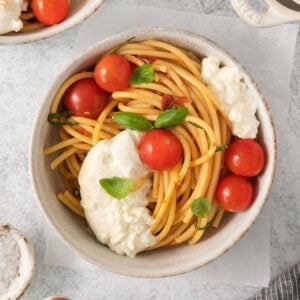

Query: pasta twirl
<box><xmin>44</xmin><ymin>39</ymin><xmax>232</xmax><ymax>249</ymax></box>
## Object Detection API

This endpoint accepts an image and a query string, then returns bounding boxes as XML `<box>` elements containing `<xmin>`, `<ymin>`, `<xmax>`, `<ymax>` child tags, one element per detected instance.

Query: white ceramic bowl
<box><xmin>0</xmin><ymin>0</ymin><xmax>105</xmax><ymax>44</ymax></box>
<box><xmin>29</xmin><ymin>28</ymin><xmax>276</xmax><ymax>277</ymax></box>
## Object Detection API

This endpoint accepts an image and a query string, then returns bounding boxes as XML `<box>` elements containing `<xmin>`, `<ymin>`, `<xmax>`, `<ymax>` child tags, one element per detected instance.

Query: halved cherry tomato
<box><xmin>139</xmin><ymin>129</ymin><xmax>183</xmax><ymax>171</ymax></box>
<box><xmin>94</xmin><ymin>55</ymin><xmax>132</xmax><ymax>92</ymax></box>
<box><xmin>216</xmin><ymin>174</ymin><xmax>254</xmax><ymax>212</ymax></box>
<box><xmin>225</xmin><ymin>139</ymin><xmax>265</xmax><ymax>177</ymax></box>
<box><xmin>31</xmin><ymin>0</ymin><xmax>69</xmax><ymax>25</ymax></box>
<box><xmin>63</xmin><ymin>78</ymin><xmax>108</xmax><ymax>120</ymax></box>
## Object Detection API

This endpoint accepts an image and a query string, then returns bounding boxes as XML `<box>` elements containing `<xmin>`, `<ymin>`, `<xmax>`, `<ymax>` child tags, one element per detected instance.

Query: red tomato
<box><xmin>225</xmin><ymin>139</ymin><xmax>265</xmax><ymax>177</ymax></box>
<box><xmin>31</xmin><ymin>0</ymin><xmax>69</xmax><ymax>25</ymax></box>
<box><xmin>63</xmin><ymin>78</ymin><xmax>108</xmax><ymax>120</ymax></box>
<box><xmin>139</xmin><ymin>129</ymin><xmax>183</xmax><ymax>171</ymax></box>
<box><xmin>94</xmin><ymin>55</ymin><xmax>132</xmax><ymax>92</ymax></box>
<box><xmin>216</xmin><ymin>174</ymin><xmax>254</xmax><ymax>212</ymax></box>
<box><xmin>129</xmin><ymin>62</ymin><xmax>137</xmax><ymax>73</ymax></box>
<box><xmin>161</xmin><ymin>94</ymin><xmax>190</xmax><ymax>110</ymax></box>
<box><xmin>76</xmin><ymin>127</ymin><xmax>92</xmax><ymax>137</ymax></box>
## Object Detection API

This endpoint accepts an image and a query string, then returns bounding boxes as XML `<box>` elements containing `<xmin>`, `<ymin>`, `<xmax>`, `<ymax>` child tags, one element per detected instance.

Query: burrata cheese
<box><xmin>0</xmin><ymin>0</ymin><xmax>28</xmax><ymax>34</ymax></box>
<box><xmin>0</xmin><ymin>0</ymin><xmax>27</xmax><ymax>34</ymax></box>
<box><xmin>79</xmin><ymin>129</ymin><xmax>156</xmax><ymax>257</ymax></box>
<box><xmin>202</xmin><ymin>57</ymin><xmax>259</xmax><ymax>139</ymax></box>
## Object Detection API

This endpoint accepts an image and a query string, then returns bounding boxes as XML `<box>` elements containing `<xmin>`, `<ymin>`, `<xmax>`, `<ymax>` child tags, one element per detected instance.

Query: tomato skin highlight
<box><xmin>225</xmin><ymin>139</ymin><xmax>265</xmax><ymax>177</ymax></box>
<box><xmin>63</xmin><ymin>78</ymin><xmax>108</xmax><ymax>120</ymax></box>
<box><xmin>216</xmin><ymin>174</ymin><xmax>254</xmax><ymax>212</ymax></box>
<box><xmin>31</xmin><ymin>0</ymin><xmax>69</xmax><ymax>25</ymax></box>
<box><xmin>139</xmin><ymin>129</ymin><xmax>183</xmax><ymax>171</ymax></box>
<box><xmin>94</xmin><ymin>55</ymin><xmax>132</xmax><ymax>92</ymax></box>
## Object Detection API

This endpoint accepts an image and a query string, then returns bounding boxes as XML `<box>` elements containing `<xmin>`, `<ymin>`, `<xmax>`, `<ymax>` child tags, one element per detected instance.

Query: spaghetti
<box><xmin>44</xmin><ymin>39</ymin><xmax>232</xmax><ymax>248</ymax></box>
<box><xmin>20</xmin><ymin>7</ymin><xmax>45</xmax><ymax>33</ymax></box>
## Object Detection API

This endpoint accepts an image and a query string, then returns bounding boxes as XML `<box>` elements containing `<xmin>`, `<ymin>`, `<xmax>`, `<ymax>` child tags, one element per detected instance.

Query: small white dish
<box><xmin>29</xmin><ymin>27</ymin><xmax>276</xmax><ymax>277</ymax></box>
<box><xmin>230</xmin><ymin>0</ymin><xmax>300</xmax><ymax>27</ymax></box>
<box><xmin>0</xmin><ymin>0</ymin><xmax>105</xmax><ymax>44</ymax></box>
<box><xmin>0</xmin><ymin>224</ymin><xmax>34</xmax><ymax>299</ymax></box>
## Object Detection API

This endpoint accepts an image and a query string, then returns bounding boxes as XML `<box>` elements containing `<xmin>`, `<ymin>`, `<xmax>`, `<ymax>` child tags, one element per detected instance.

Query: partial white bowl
<box><xmin>0</xmin><ymin>0</ymin><xmax>105</xmax><ymax>44</ymax></box>
<box><xmin>29</xmin><ymin>27</ymin><xmax>276</xmax><ymax>277</ymax></box>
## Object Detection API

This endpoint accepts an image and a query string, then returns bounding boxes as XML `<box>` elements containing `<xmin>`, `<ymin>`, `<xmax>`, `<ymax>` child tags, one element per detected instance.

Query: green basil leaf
<box><xmin>190</xmin><ymin>197</ymin><xmax>211</xmax><ymax>218</ymax></box>
<box><xmin>99</xmin><ymin>177</ymin><xmax>134</xmax><ymax>200</ymax></box>
<box><xmin>215</xmin><ymin>145</ymin><xmax>228</xmax><ymax>152</ymax></box>
<box><xmin>129</xmin><ymin>64</ymin><xmax>155</xmax><ymax>85</ymax></box>
<box><xmin>47</xmin><ymin>110</ymin><xmax>77</xmax><ymax>126</ymax></box>
<box><xmin>112</xmin><ymin>112</ymin><xmax>153</xmax><ymax>131</ymax></box>
<box><xmin>188</xmin><ymin>121</ymin><xmax>203</xmax><ymax>129</ymax></box>
<box><xmin>155</xmin><ymin>107</ymin><xmax>188</xmax><ymax>129</ymax></box>
<box><xmin>107</xmin><ymin>37</ymin><xmax>136</xmax><ymax>55</ymax></box>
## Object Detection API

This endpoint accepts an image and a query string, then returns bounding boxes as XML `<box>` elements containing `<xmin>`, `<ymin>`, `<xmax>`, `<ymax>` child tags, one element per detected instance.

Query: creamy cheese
<box><xmin>79</xmin><ymin>129</ymin><xmax>156</xmax><ymax>257</ymax></box>
<box><xmin>202</xmin><ymin>57</ymin><xmax>259</xmax><ymax>138</ymax></box>
<box><xmin>0</xmin><ymin>0</ymin><xmax>27</xmax><ymax>34</ymax></box>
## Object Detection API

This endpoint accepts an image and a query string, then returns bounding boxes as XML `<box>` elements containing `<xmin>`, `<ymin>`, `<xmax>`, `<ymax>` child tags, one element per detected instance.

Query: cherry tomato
<box><xmin>139</xmin><ymin>129</ymin><xmax>183</xmax><ymax>171</ymax></box>
<box><xmin>31</xmin><ymin>0</ymin><xmax>69</xmax><ymax>25</ymax></box>
<box><xmin>76</xmin><ymin>126</ymin><xmax>92</xmax><ymax>138</ymax></box>
<box><xmin>225</xmin><ymin>139</ymin><xmax>265</xmax><ymax>177</ymax></box>
<box><xmin>63</xmin><ymin>78</ymin><xmax>108</xmax><ymax>120</ymax></box>
<box><xmin>216</xmin><ymin>174</ymin><xmax>254</xmax><ymax>212</ymax></box>
<box><xmin>94</xmin><ymin>55</ymin><xmax>132</xmax><ymax>92</ymax></box>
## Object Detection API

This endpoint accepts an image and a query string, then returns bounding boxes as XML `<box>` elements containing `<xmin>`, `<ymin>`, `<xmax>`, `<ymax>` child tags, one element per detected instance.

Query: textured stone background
<box><xmin>0</xmin><ymin>0</ymin><xmax>299</xmax><ymax>299</ymax></box>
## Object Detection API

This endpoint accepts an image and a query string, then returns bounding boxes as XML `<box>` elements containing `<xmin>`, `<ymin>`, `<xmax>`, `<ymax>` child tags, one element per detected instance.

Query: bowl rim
<box><xmin>0</xmin><ymin>0</ymin><xmax>105</xmax><ymax>45</ymax></box>
<box><xmin>28</xmin><ymin>27</ymin><xmax>277</xmax><ymax>277</ymax></box>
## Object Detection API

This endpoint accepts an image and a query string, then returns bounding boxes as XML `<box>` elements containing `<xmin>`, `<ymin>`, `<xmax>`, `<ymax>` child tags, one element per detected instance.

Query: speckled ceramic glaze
<box><xmin>0</xmin><ymin>224</ymin><xmax>34</xmax><ymax>299</ymax></box>
<box><xmin>29</xmin><ymin>28</ymin><xmax>276</xmax><ymax>277</ymax></box>
<box><xmin>0</xmin><ymin>0</ymin><xmax>105</xmax><ymax>44</ymax></box>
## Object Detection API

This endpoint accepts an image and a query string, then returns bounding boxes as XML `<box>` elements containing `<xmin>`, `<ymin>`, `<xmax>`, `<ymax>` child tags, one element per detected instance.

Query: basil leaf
<box><xmin>99</xmin><ymin>177</ymin><xmax>134</xmax><ymax>200</ymax></box>
<box><xmin>47</xmin><ymin>110</ymin><xmax>77</xmax><ymax>126</ymax></box>
<box><xmin>129</xmin><ymin>64</ymin><xmax>155</xmax><ymax>84</ymax></box>
<box><xmin>155</xmin><ymin>107</ymin><xmax>188</xmax><ymax>129</ymax></box>
<box><xmin>113</xmin><ymin>108</ymin><xmax>188</xmax><ymax>132</ymax></box>
<box><xmin>188</xmin><ymin>121</ymin><xmax>203</xmax><ymax>129</ymax></box>
<box><xmin>190</xmin><ymin>197</ymin><xmax>211</xmax><ymax>218</ymax></box>
<box><xmin>107</xmin><ymin>37</ymin><xmax>136</xmax><ymax>55</ymax></box>
<box><xmin>216</xmin><ymin>145</ymin><xmax>228</xmax><ymax>152</ymax></box>
<box><xmin>113</xmin><ymin>112</ymin><xmax>153</xmax><ymax>131</ymax></box>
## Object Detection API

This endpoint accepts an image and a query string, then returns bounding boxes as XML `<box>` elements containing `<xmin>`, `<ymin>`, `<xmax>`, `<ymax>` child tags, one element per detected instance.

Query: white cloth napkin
<box><xmin>44</xmin><ymin>3</ymin><xmax>299</xmax><ymax>288</ymax></box>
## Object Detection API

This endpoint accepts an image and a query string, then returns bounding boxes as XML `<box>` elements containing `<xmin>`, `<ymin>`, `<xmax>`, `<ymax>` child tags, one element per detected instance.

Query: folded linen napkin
<box><xmin>249</xmin><ymin>263</ymin><xmax>300</xmax><ymax>300</ymax></box>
